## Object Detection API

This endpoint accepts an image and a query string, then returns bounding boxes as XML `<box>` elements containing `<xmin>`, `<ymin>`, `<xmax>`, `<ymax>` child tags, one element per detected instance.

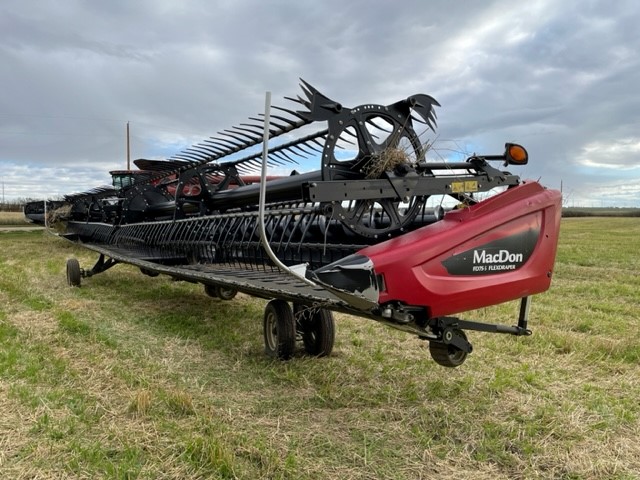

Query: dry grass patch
<box><xmin>128</xmin><ymin>390</ymin><xmax>152</xmax><ymax>417</ymax></box>
<box><xmin>0</xmin><ymin>211</ymin><xmax>27</xmax><ymax>225</ymax></box>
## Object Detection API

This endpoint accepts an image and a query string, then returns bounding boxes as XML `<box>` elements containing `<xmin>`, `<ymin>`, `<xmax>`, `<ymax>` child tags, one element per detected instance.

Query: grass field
<box><xmin>0</xmin><ymin>211</ymin><xmax>29</xmax><ymax>226</ymax></box>
<box><xmin>562</xmin><ymin>208</ymin><xmax>640</xmax><ymax>218</ymax></box>
<box><xmin>1</xmin><ymin>218</ymin><xmax>639</xmax><ymax>479</ymax></box>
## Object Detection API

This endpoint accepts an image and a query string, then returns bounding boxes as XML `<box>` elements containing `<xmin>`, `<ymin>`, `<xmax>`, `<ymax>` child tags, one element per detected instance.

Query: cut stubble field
<box><xmin>0</xmin><ymin>217</ymin><xmax>639</xmax><ymax>479</ymax></box>
<box><xmin>0</xmin><ymin>211</ymin><xmax>31</xmax><ymax>226</ymax></box>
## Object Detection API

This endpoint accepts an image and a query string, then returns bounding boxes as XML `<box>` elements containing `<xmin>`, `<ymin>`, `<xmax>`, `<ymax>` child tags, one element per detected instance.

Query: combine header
<box><xmin>51</xmin><ymin>80</ymin><xmax>561</xmax><ymax>367</ymax></box>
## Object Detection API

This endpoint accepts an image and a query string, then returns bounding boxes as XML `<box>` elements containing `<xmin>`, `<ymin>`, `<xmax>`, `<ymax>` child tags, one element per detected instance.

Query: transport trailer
<box><xmin>52</xmin><ymin>80</ymin><xmax>561</xmax><ymax>367</ymax></box>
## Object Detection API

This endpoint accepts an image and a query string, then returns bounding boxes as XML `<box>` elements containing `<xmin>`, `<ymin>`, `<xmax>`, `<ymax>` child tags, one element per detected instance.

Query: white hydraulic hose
<box><xmin>257</xmin><ymin>91</ymin><xmax>317</xmax><ymax>287</ymax></box>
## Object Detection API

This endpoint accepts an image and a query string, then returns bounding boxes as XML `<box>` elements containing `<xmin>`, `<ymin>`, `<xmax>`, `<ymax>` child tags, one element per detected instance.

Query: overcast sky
<box><xmin>1</xmin><ymin>0</ymin><xmax>639</xmax><ymax>206</ymax></box>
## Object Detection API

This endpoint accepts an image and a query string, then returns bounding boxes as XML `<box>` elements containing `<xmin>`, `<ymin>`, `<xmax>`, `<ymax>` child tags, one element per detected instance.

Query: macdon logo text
<box><xmin>473</xmin><ymin>249</ymin><xmax>524</xmax><ymax>264</ymax></box>
<box><xmin>471</xmin><ymin>249</ymin><xmax>524</xmax><ymax>272</ymax></box>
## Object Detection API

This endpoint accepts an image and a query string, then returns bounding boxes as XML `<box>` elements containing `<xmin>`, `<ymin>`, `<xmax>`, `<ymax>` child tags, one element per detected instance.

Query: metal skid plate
<box><xmin>78</xmin><ymin>242</ymin><xmax>350</xmax><ymax>309</ymax></box>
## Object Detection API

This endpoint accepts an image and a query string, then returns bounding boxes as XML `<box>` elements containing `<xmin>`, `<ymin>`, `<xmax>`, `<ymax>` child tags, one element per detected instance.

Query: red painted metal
<box><xmin>360</xmin><ymin>181</ymin><xmax>562</xmax><ymax>318</ymax></box>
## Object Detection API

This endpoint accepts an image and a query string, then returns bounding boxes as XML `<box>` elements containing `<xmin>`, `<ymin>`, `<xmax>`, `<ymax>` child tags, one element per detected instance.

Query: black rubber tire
<box><xmin>428</xmin><ymin>330</ymin><xmax>469</xmax><ymax>368</ymax></box>
<box><xmin>66</xmin><ymin>258</ymin><xmax>81</xmax><ymax>287</ymax></box>
<box><xmin>204</xmin><ymin>284</ymin><xmax>219</xmax><ymax>298</ymax></box>
<box><xmin>217</xmin><ymin>287</ymin><xmax>238</xmax><ymax>301</ymax></box>
<box><xmin>140</xmin><ymin>267</ymin><xmax>159</xmax><ymax>277</ymax></box>
<box><xmin>204</xmin><ymin>285</ymin><xmax>237</xmax><ymax>300</ymax></box>
<box><xmin>299</xmin><ymin>308</ymin><xmax>335</xmax><ymax>357</ymax></box>
<box><xmin>263</xmin><ymin>299</ymin><xmax>296</xmax><ymax>360</ymax></box>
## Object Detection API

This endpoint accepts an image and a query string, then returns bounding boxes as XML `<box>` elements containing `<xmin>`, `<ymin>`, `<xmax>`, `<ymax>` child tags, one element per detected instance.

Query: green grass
<box><xmin>562</xmin><ymin>207</ymin><xmax>640</xmax><ymax>217</ymax></box>
<box><xmin>0</xmin><ymin>221</ymin><xmax>639</xmax><ymax>478</ymax></box>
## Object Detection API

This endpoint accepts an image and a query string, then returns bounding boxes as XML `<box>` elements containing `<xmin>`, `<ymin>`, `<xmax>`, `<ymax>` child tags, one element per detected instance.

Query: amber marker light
<box><xmin>505</xmin><ymin>143</ymin><xmax>528</xmax><ymax>165</ymax></box>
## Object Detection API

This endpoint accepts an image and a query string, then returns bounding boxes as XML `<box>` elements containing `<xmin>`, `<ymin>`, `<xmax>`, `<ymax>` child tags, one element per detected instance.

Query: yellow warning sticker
<box><xmin>465</xmin><ymin>180</ymin><xmax>478</xmax><ymax>192</ymax></box>
<box><xmin>451</xmin><ymin>181</ymin><xmax>464</xmax><ymax>193</ymax></box>
<box><xmin>451</xmin><ymin>180</ymin><xmax>478</xmax><ymax>193</ymax></box>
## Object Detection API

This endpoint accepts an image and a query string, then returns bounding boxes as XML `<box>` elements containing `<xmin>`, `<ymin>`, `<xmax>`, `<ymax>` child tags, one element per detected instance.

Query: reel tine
<box><xmin>311</xmin><ymin>137</ymin><xmax>326</xmax><ymax>148</ymax></box>
<box><xmin>245</xmin><ymin>159</ymin><xmax>262</xmax><ymax>169</ymax></box>
<box><xmin>337</xmin><ymin>132</ymin><xmax>356</xmax><ymax>146</ymax></box>
<box><xmin>201</xmin><ymin>140</ymin><xmax>230</xmax><ymax>154</ymax></box>
<box><xmin>238</xmin><ymin>122</ymin><xmax>264</xmax><ymax>133</ymax></box>
<box><xmin>193</xmin><ymin>144</ymin><xmax>223</xmax><ymax>156</ymax></box>
<box><xmin>265</xmin><ymin>110</ymin><xmax>300</xmax><ymax>127</ymax></box>
<box><xmin>253</xmin><ymin>113</ymin><xmax>291</xmax><ymax>133</ymax></box>
<box><xmin>283</xmin><ymin>95</ymin><xmax>308</xmax><ymax>107</ymax></box>
<box><xmin>220</xmin><ymin>130</ymin><xmax>257</xmax><ymax>145</ymax></box>
<box><xmin>410</xmin><ymin>113</ymin><xmax>427</xmax><ymax>125</ymax></box>
<box><xmin>268</xmin><ymin>119</ymin><xmax>290</xmax><ymax>131</ymax></box>
<box><xmin>249</xmin><ymin>117</ymin><xmax>279</xmax><ymax>136</ymax></box>
<box><xmin>271</xmin><ymin>105</ymin><xmax>308</xmax><ymax>121</ymax></box>
<box><xmin>299</xmin><ymin>141</ymin><xmax>322</xmax><ymax>153</ymax></box>
<box><xmin>366</xmin><ymin>118</ymin><xmax>392</xmax><ymax>133</ymax></box>
<box><xmin>276</xmin><ymin>150</ymin><xmax>299</xmax><ymax>164</ymax></box>
<box><xmin>225</xmin><ymin>127</ymin><xmax>262</xmax><ymax>142</ymax></box>
<box><xmin>185</xmin><ymin>147</ymin><xmax>213</xmax><ymax>158</ymax></box>
<box><xmin>266</xmin><ymin>159</ymin><xmax>286</xmax><ymax>168</ymax></box>
<box><xmin>299</xmin><ymin>81</ymin><xmax>314</xmax><ymax>101</ymax></box>
<box><xmin>290</xmin><ymin>144</ymin><xmax>311</xmax><ymax>157</ymax></box>
<box><xmin>174</xmin><ymin>153</ymin><xmax>203</xmax><ymax>162</ymax></box>
<box><xmin>210</xmin><ymin>136</ymin><xmax>245</xmax><ymax>149</ymax></box>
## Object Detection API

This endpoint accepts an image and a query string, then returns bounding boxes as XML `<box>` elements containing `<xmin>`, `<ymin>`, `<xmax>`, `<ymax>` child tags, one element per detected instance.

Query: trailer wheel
<box><xmin>217</xmin><ymin>287</ymin><xmax>238</xmax><ymax>301</ymax></box>
<box><xmin>66</xmin><ymin>258</ymin><xmax>82</xmax><ymax>287</ymax></box>
<box><xmin>263</xmin><ymin>299</ymin><xmax>296</xmax><ymax>360</ymax></box>
<box><xmin>140</xmin><ymin>267</ymin><xmax>159</xmax><ymax>277</ymax></box>
<box><xmin>429</xmin><ymin>330</ymin><xmax>468</xmax><ymax>368</ymax></box>
<box><xmin>204</xmin><ymin>285</ymin><xmax>238</xmax><ymax>300</ymax></box>
<box><xmin>299</xmin><ymin>308</ymin><xmax>335</xmax><ymax>357</ymax></box>
<box><xmin>204</xmin><ymin>284</ymin><xmax>219</xmax><ymax>298</ymax></box>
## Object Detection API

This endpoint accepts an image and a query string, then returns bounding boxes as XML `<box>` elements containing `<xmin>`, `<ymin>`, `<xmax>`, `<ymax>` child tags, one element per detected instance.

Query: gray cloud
<box><xmin>1</xmin><ymin>0</ymin><xmax>638</xmax><ymax>206</ymax></box>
